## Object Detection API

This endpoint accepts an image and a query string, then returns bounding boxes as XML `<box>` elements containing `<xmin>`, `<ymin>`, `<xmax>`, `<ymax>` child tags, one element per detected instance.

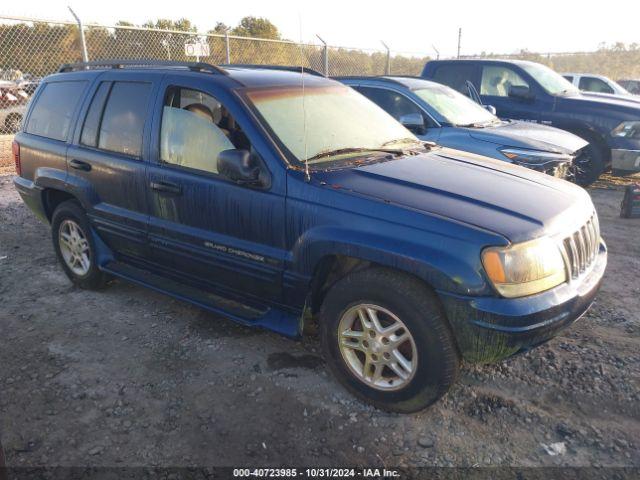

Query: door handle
<box><xmin>150</xmin><ymin>180</ymin><xmax>182</xmax><ymax>195</ymax></box>
<box><xmin>69</xmin><ymin>159</ymin><xmax>92</xmax><ymax>172</ymax></box>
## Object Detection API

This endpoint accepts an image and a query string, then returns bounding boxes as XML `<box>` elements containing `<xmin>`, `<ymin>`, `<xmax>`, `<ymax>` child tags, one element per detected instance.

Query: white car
<box><xmin>562</xmin><ymin>73</ymin><xmax>632</xmax><ymax>97</ymax></box>
<box><xmin>0</xmin><ymin>89</ymin><xmax>28</xmax><ymax>133</ymax></box>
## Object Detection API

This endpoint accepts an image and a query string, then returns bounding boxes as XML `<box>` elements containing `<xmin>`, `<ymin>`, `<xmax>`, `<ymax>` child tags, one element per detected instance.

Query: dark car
<box><xmin>422</xmin><ymin>59</ymin><xmax>640</xmax><ymax>182</ymax></box>
<box><xmin>338</xmin><ymin>76</ymin><xmax>587</xmax><ymax>179</ymax></box>
<box><xmin>618</xmin><ymin>79</ymin><xmax>640</xmax><ymax>95</ymax></box>
<box><xmin>13</xmin><ymin>60</ymin><xmax>606</xmax><ymax>412</ymax></box>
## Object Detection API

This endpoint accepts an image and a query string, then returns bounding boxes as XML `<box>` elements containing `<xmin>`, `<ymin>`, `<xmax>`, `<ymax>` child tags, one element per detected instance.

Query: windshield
<box><xmin>413</xmin><ymin>85</ymin><xmax>497</xmax><ymax>126</ymax></box>
<box><xmin>245</xmin><ymin>84</ymin><xmax>421</xmax><ymax>165</ymax></box>
<box><xmin>520</xmin><ymin>63</ymin><xmax>579</xmax><ymax>96</ymax></box>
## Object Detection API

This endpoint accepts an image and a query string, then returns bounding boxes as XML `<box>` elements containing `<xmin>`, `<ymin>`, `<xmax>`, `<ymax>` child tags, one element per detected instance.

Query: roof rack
<box><xmin>58</xmin><ymin>60</ymin><xmax>228</xmax><ymax>75</ymax></box>
<box><xmin>221</xmin><ymin>64</ymin><xmax>325</xmax><ymax>77</ymax></box>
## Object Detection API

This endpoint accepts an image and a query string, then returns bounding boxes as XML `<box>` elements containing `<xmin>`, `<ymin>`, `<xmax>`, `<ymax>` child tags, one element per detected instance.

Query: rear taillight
<box><xmin>12</xmin><ymin>140</ymin><xmax>21</xmax><ymax>176</ymax></box>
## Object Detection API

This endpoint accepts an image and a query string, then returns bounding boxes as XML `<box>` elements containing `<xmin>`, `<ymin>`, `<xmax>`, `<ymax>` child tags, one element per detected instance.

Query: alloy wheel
<box><xmin>337</xmin><ymin>304</ymin><xmax>418</xmax><ymax>391</ymax></box>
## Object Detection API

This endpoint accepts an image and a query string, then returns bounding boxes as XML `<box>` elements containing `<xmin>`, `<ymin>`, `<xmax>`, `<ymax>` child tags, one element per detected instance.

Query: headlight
<box><xmin>611</xmin><ymin>121</ymin><xmax>640</xmax><ymax>140</ymax></box>
<box><xmin>499</xmin><ymin>148</ymin><xmax>573</xmax><ymax>166</ymax></box>
<box><xmin>482</xmin><ymin>237</ymin><xmax>567</xmax><ymax>298</ymax></box>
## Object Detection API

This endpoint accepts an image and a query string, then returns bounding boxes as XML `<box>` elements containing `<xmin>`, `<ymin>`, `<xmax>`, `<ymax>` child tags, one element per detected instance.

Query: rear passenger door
<box><xmin>67</xmin><ymin>73</ymin><xmax>159</xmax><ymax>260</ymax></box>
<box><xmin>145</xmin><ymin>76</ymin><xmax>286</xmax><ymax>303</ymax></box>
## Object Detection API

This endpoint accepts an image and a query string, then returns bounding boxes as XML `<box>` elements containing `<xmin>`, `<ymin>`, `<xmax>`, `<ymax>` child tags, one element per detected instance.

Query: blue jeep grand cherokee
<box><xmin>13</xmin><ymin>61</ymin><xmax>607</xmax><ymax>412</ymax></box>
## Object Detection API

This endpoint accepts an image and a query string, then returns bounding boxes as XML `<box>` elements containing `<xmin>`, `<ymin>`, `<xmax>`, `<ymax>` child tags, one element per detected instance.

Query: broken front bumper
<box><xmin>612</xmin><ymin>149</ymin><xmax>640</xmax><ymax>174</ymax></box>
<box><xmin>437</xmin><ymin>241</ymin><xmax>607</xmax><ymax>363</ymax></box>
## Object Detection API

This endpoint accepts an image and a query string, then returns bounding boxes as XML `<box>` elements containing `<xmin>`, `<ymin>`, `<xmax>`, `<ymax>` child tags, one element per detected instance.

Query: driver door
<box><xmin>478</xmin><ymin>65</ymin><xmax>541</xmax><ymax>123</ymax></box>
<box><xmin>145</xmin><ymin>76</ymin><xmax>286</xmax><ymax>302</ymax></box>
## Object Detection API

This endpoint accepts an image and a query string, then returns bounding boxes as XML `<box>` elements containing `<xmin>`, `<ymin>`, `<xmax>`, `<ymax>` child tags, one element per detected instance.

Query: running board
<box><xmin>101</xmin><ymin>261</ymin><xmax>302</xmax><ymax>338</ymax></box>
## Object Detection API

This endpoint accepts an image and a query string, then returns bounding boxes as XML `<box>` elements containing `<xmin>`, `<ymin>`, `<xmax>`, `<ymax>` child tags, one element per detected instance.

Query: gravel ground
<box><xmin>0</xmin><ymin>173</ymin><xmax>638</xmax><ymax>470</ymax></box>
<box><xmin>0</xmin><ymin>135</ymin><xmax>14</xmax><ymax>175</ymax></box>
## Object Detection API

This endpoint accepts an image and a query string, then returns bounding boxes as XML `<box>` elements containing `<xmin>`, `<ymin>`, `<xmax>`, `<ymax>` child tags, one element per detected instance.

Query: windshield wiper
<box><xmin>306</xmin><ymin>147</ymin><xmax>405</xmax><ymax>163</ymax></box>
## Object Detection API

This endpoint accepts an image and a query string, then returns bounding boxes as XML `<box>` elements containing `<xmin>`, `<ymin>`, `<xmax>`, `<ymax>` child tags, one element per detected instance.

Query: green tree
<box><xmin>142</xmin><ymin>18</ymin><xmax>196</xmax><ymax>32</ymax></box>
<box><xmin>231</xmin><ymin>17</ymin><xmax>280</xmax><ymax>39</ymax></box>
<box><xmin>208</xmin><ymin>22</ymin><xmax>230</xmax><ymax>35</ymax></box>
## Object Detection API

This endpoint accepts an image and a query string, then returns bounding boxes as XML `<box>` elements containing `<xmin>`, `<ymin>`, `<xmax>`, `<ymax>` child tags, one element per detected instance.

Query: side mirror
<box><xmin>508</xmin><ymin>85</ymin><xmax>534</xmax><ymax>101</ymax></box>
<box><xmin>484</xmin><ymin>104</ymin><xmax>497</xmax><ymax>115</ymax></box>
<box><xmin>217</xmin><ymin>149</ymin><xmax>263</xmax><ymax>186</ymax></box>
<box><xmin>399</xmin><ymin>113</ymin><xmax>426</xmax><ymax>135</ymax></box>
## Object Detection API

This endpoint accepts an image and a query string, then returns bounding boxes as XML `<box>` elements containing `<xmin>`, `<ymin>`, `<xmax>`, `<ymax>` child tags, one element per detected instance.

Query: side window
<box><xmin>431</xmin><ymin>65</ymin><xmax>477</xmax><ymax>95</ymax></box>
<box><xmin>160</xmin><ymin>87</ymin><xmax>249</xmax><ymax>175</ymax></box>
<box><xmin>25</xmin><ymin>81</ymin><xmax>87</xmax><ymax>141</ymax></box>
<box><xmin>80</xmin><ymin>82</ymin><xmax>111</xmax><ymax>147</ymax></box>
<box><xmin>481</xmin><ymin>66</ymin><xmax>529</xmax><ymax>97</ymax></box>
<box><xmin>98</xmin><ymin>82</ymin><xmax>151</xmax><ymax>157</ymax></box>
<box><xmin>356</xmin><ymin>87</ymin><xmax>423</xmax><ymax>121</ymax></box>
<box><xmin>579</xmin><ymin>77</ymin><xmax>614</xmax><ymax>94</ymax></box>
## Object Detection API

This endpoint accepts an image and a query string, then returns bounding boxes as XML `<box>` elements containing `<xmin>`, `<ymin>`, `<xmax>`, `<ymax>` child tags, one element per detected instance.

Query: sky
<box><xmin>3</xmin><ymin>0</ymin><xmax>640</xmax><ymax>58</ymax></box>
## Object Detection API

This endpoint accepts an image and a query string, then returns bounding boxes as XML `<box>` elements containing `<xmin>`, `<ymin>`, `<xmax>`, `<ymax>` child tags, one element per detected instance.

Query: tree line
<box><xmin>0</xmin><ymin>16</ymin><xmax>637</xmax><ymax>80</ymax></box>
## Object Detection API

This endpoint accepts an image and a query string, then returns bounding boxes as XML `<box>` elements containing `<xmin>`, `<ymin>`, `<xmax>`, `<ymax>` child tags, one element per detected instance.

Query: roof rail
<box><xmin>221</xmin><ymin>64</ymin><xmax>325</xmax><ymax>77</ymax></box>
<box><xmin>58</xmin><ymin>60</ymin><xmax>228</xmax><ymax>75</ymax></box>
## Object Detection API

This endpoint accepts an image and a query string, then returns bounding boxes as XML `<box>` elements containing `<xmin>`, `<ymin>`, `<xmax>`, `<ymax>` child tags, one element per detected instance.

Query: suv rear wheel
<box><xmin>51</xmin><ymin>200</ymin><xmax>109</xmax><ymax>289</ymax></box>
<box><xmin>319</xmin><ymin>268</ymin><xmax>459</xmax><ymax>413</ymax></box>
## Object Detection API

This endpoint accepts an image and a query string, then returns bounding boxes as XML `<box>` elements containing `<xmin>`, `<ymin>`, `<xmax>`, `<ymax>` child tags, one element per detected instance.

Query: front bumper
<box><xmin>611</xmin><ymin>148</ymin><xmax>640</xmax><ymax>174</ymax></box>
<box><xmin>516</xmin><ymin>159</ymin><xmax>571</xmax><ymax>179</ymax></box>
<box><xmin>438</xmin><ymin>241</ymin><xmax>607</xmax><ymax>363</ymax></box>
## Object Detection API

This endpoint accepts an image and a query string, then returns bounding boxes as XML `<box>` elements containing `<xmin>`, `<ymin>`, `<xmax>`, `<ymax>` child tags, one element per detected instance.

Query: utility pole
<box><xmin>68</xmin><ymin>6</ymin><xmax>88</xmax><ymax>62</ymax></box>
<box><xmin>381</xmin><ymin>41</ymin><xmax>390</xmax><ymax>75</ymax></box>
<box><xmin>316</xmin><ymin>34</ymin><xmax>328</xmax><ymax>76</ymax></box>
<box><xmin>457</xmin><ymin>27</ymin><xmax>462</xmax><ymax>59</ymax></box>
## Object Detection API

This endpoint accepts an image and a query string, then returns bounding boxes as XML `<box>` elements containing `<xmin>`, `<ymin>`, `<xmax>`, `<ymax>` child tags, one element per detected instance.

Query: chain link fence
<box><xmin>0</xmin><ymin>14</ymin><xmax>431</xmax><ymax>80</ymax></box>
<box><xmin>1</xmin><ymin>14</ymin><xmax>638</xmax><ymax>166</ymax></box>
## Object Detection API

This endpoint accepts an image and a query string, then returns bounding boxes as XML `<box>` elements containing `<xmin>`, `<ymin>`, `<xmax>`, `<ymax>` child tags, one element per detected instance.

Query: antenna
<box><xmin>298</xmin><ymin>13</ymin><xmax>310</xmax><ymax>182</ymax></box>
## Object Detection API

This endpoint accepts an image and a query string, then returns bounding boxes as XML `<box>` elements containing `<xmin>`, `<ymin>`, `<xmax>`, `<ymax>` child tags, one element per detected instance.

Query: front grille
<box><xmin>561</xmin><ymin>213</ymin><xmax>600</xmax><ymax>279</ymax></box>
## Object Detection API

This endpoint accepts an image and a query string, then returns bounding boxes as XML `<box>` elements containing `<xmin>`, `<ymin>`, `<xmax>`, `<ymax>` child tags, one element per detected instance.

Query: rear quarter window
<box><xmin>25</xmin><ymin>81</ymin><xmax>88</xmax><ymax>141</ymax></box>
<box><xmin>431</xmin><ymin>64</ymin><xmax>477</xmax><ymax>95</ymax></box>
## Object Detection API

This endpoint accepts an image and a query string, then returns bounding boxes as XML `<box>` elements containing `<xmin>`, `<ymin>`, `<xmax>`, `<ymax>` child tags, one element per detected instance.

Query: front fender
<box><xmin>289</xmin><ymin>225</ymin><xmax>492</xmax><ymax>297</ymax></box>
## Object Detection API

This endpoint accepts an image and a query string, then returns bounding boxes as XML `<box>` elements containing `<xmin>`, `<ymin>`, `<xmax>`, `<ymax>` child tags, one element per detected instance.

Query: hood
<box><xmin>467</xmin><ymin>121</ymin><xmax>588</xmax><ymax>154</ymax></box>
<box><xmin>563</xmin><ymin>92</ymin><xmax>640</xmax><ymax>113</ymax></box>
<box><xmin>314</xmin><ymin>148</ymin><xmax>593</xmax><ymax>243</ymax></box>
<box><xmin>580</xmin><ymin>91</ymin><xmax>640</xmax><ymax>105</ymax></box>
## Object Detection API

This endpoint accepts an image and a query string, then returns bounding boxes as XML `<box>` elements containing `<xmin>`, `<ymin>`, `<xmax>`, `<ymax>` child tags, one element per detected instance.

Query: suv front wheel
<box><xmin>320</xmin><ymin>268</ymin><xmax>459</xmax><ymax>413</ymax></box>
<box><xmin>51</xmin><ymin>200</ymin><xmax>109</xmax><ymax>289</ymax></box>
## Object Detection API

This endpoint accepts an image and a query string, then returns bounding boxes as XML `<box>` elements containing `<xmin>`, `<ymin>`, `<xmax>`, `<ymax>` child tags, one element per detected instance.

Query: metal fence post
<box><xmin>316</xmin><ymin>35</ymin><xmax>328</xmax><ymax>76</ymax></box>
<box><xmin>381</xmin><ymin>41</ymin><xmax>390</xmax><ymax>75</ymax></box>
<box><xmin>68</xmin><ymin>7</ymin><xmax>88</xmax><ymax>62</ymax></box>
<box><xmin>225</xmin><ymin>31</ymin><xmax>231</xmax><ymax>63</ymax></box>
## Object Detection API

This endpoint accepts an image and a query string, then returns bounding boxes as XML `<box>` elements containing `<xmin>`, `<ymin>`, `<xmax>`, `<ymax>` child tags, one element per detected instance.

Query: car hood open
<box><xmin>467</xmin><ymin>121</ymin><xmax>588</xmax><ymax>154</ymax></box>
<box><xmin>314</xmin><ymin>148</ymin><xmax>593</xmax><ymax>243</ymax></box>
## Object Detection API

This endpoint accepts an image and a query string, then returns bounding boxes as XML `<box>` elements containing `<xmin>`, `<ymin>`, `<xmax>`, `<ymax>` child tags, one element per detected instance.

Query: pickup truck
<box><xmin>422</xmin><ymin>59</ymin><xmax>640</xmax><ymax>182</ymax></box>
<box><xmin>13</xmin><ymin>60</ymin><xmax>606</xmax><ymax>412</ymax></box>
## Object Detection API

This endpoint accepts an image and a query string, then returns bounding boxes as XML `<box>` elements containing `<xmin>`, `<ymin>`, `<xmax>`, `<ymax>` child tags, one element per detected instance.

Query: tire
<box><xmin>51</xmin><ymin>200</ymin><xmax>109</xmax><ymax>289</ymax></box>
<box><xmin>319</xmin><ymin>267</ymin><xmax>460</xmax><ymax>413</ymax></box>
<box><xmin>573</xmin><ymin>138</ymin><xmax>605</xmax><ymax>186</ymax></box>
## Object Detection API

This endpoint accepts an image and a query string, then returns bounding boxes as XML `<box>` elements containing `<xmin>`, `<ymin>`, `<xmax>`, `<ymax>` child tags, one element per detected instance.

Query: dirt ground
<box><xmin>0</xmin><ymin>135</ymin><xmax>14</xmax><ymax>175</ymax></box>
<box><xmin>0</xmin><ymin>172</ymin><xmax>638</xmax><ymax>470</ymax></box>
